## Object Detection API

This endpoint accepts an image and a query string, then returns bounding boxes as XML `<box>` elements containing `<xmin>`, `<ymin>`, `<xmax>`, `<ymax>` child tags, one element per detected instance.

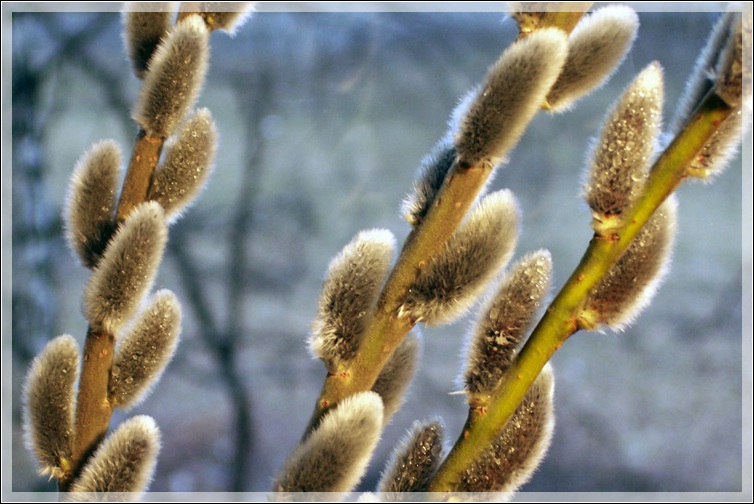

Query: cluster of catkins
<box><xmin>273</xmin><ymin>4</ymin><xmax>751</xmax><ymax>500</ymax></box>
<box><xmin>22</xmin><ymin>3</ymin><xmax>249</xmax><ymax>498</ymax></box>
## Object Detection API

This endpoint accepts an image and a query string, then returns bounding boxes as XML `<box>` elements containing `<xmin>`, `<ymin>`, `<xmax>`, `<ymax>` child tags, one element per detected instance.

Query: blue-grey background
<box><xmin>5</xmin><ymin>2</ymin><xmax>752</xmax><ymax>498</ymax></box>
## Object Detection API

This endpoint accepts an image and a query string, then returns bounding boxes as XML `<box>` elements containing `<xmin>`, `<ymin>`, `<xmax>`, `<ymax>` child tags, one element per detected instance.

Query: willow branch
<box><xmin>429</xmin><ymin>90</ymin><xmax>735</xmax><ymax>492</ymax></box>
<box><xmin>302</xmin><ymin>11</ymin><xmax>589</xmax><ymax>437</ymax></box>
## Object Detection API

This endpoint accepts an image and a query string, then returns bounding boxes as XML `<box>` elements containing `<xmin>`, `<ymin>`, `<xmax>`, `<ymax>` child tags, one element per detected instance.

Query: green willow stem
<box><xmin>429</xmin><ymin>91</ymin><xmax>735</xmax><ymax>492</ymax></box>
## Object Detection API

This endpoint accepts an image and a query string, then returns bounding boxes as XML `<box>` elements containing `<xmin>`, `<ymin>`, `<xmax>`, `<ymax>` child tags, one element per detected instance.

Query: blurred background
<box><xmin>5</xmin><ymin>2</ymin><xmax>751</xmax><ymax>497</ymax></box>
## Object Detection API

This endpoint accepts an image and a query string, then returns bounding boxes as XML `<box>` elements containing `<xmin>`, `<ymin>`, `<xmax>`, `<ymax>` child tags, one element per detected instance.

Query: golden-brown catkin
<box><xmin>509</xmin><ymin>4</ymin><xmax>548</xmax><ymax>37</ymax></box>
<box><xmin>180</xmin><ymin>2</ymin><xmax>254</xmax><ymax>34</ymax></box>
<box><xmin>457</xmin><ymin>364</ymin><xmax>555</xmax><ymax>497</ymax></box>
<box><xmin>148</xmin><ymin>107</ymin><xmax>218</xmax><ymax>222</ymax></box>
<box><xmin>546</xmin><ymin>5</ymin><xmax>639</xmax><ymax>112</ymax></box>
<box><xmin>402</xmin><ymin>137</ymin><xmax>457</xmax><ymax>227</ymax></box>
<box><xmin>464</xmin><ymin>250</ymin><xmax>552</xmax><ymax>397</ymax></box>
<box><xmin>580</xmin><ymin>197</ymin><xmax>678</xmax><ymax>331</ymax></box>
<box><xmin>377</xmin><ymin>419</ymin><xmax>445</xmax><ymax>495</ymax></box>
<box><xmin>67</xmin><ymin>415</ymin><xmax>161</xmax><ymax>499</ymax></box>
<box><xmin>109</xmin><ymin>290</ymin><xmax>181</xmax><ymax>409</ymax></box>
<box><xmin>508</xmin><ymin>2</ymin><xmax>592</xmax><ymax>38</ymax></box>
<box><xmin>64</xmin><ymin>140</ymin><xmax>122</xmax><ymax>269</ymax></box>
<box><xmin>371</xmin><ymin>331</ymin><xmax>421</xmax><ymax>424</ymax></box>
<box><xmin>84</xmin><ymin>202</ymin><xmax>168</xmax><ymax>334</ymax></box>
<box><xmin>132</xmin><ymin>15</ymin><xmax>209</xmax><ymax>138</ymax></box>
<box><xmin>309</xmin><ymin>229</ymin><xmax>395</xmax><ymax>373</ymax></box>
<box><xmin>272</xmin><ymin>392</ymin><xmax>384</xmax><ymax>495</ymax></box>
<box><xmin>455</xmin><ymin>28</ymin><xmax>568</xmax><ymax>169</ymax></box>
<box><xmin>400</xmin><ymin>190</ymin><xmax>520</xmax><ymax>326</ymax></box>
<box><xmin>22</xmin><ymin>335</ymin><xmax>79</xmax><ymax>479</ymax></box>
<box><xmin>122</xmin><ymin>3</ymin><xmax>174</xmax><ymax>79</ymax></box>
<box><xmin>583</xmin><ymin>62</ymin><xmax>664</xmax><ymax>230</ymax></box>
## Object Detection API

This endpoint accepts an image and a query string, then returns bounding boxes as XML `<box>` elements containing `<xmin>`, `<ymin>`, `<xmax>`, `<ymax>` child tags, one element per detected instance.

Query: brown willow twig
<box><xmin>63</xmin><ymin>11</ymin><xmax>206</xmax><ymax>491</ymax></box>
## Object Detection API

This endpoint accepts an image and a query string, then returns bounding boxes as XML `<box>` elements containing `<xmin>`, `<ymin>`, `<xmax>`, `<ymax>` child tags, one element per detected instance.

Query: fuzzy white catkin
<box><xmin>84</xmin><ymin>202</ymin><xmax>168</xmax><ymax>334</ymax></box>
<box><xmin>688</xmin><ymin>103</ymin><xmax>752</xmax><ymax>180</ymax></box>
<box><xmin>457</xmin><ymin>364</ymin><xmax>555</xmax><ymax>496</ymax></box>
<box><xmin>65</xmin><ymin>140</ymin><xmax>122</xmax><ymax>269</ymax></box>
<box><xmin>699</xmin><ymin>10</ymin><xmax>751</xmax><ymax>179</ymax></box>
<box><xmin>400</xmin><ymin>190</ymin><xmax>520</xmax><ymax>326</ymax></box>
<box><xmin>183</xmin><ymin>2</ymin><xmax>254</xmax><ymax>35</ymax></box>
<box><xmin>122</xmin><ymin>4</ymin><xmax>174</xmax><ymax>79</ymax></box>
<box><xmin>455</xmin><ymin>28</ymin><xmax>568</xmax><ymax>169</ymax></box>
<box><xmin>546</xmin><ymin>5</ymin><xmax>639</xmax><ymax>112</ymax></box>
<box><xmin>133</xmin><ymin>15</ymin><xmax>209</xmax><ymax>138</ymax></box>
<box><xmin>109</xmin><ymin>290</ymin><xmax>182</xmax><ymax>409</ymax></box>
<box><xmin>715</xmin><ymin>11</ymin><xmax>748</xmax><ymax>108</ymax></box>
<box><xmin>582</xmin><ymin>197</ymin><xmax>678</xmax><ymax>331</ymax></box>
<box><xmin>309</xmin><ymin>229</ymin><xmax>395</xmax><ymax>372</ymax></box>
<box><xmin>670</xmin><ymin>12</ymin><xmax>736</xmax><ymax>134</ymax></box>
<box><xmin>378</xmin><ymin>419</ymin><xmax>445</xmax><ymax>494</ymax></box>
<box><xmin>67</xmin><ymin>415</ymin><xmax>161</xmax><ymax>499</ymax></box>
<box><xmin>371</xmin><ymin>331</ymin><xmax>421</xmax><ymax>424</ymax></box>
<box><xmin>584</xmin><ymin>62</ymin><xmax>664</xmax><ymax>225</ymax></box>
<box><xmin>402</xmin><ymin>137</ymin><xmax>457</xmax><ymax>227</ymax></box>
<box><xmin>148</xmin><ymin>107</ymin><xmax>218</xmax><ymax>222</ymax></box>
<box><xmin>272</xmin><ymin>392</ymin><xmax>384</xmax><ymax>494</ymax></box>
<box><xmin>671</xmin><ymin>9</ymin><xmax>752</xmax><ymax>180</ymax></box>
<box><xmin>23</xmin><ymin>335</ymin><xmax>79</xmax><ymax>479</ymax></box>
<box><xmin>464</xmin><ymin>250</ymin><xmax>552</xmax><ymax>396</ymax></box>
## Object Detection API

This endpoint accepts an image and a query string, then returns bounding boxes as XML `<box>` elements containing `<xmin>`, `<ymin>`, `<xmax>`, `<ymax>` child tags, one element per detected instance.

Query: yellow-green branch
<box><xmin>429</xmin><ymin>91</ymin><xmax>734</xmax><ymax>492</ymax></box>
